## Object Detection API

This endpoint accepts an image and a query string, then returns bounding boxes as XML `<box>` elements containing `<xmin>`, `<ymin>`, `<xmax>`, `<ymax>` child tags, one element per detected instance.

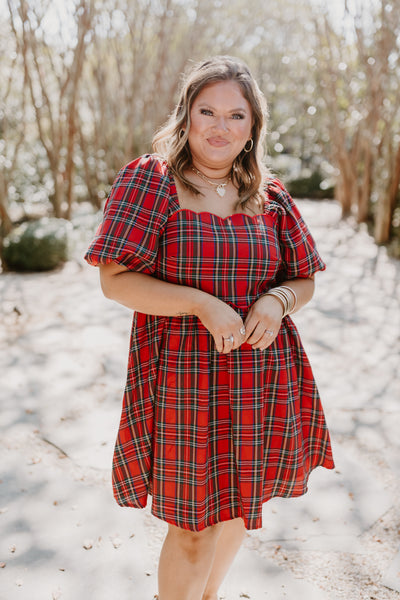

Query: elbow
<box><xmin>100</xmin><ymin>276</ymin><xmax>113</xmax><ymax>299</ymax></box>
<box><xmin>307</xmin><ymin>276</ymin><xmax>315</xmax><ymax>301</ymax></box>
<box><xmin>99</xmin><ymin>269</ymin><xmax>117</xmax><ymax>300</ymax></box>
<box><xmin>98</xmin><ymin>263</ymin><xmax>134</xmax><ymax>301</ymax></box>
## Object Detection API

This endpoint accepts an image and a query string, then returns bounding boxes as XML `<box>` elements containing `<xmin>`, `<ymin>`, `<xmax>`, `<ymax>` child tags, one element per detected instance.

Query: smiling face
<box><xmin>187</xmin><ymin>80</ymin><xmax>253</xmax><ymax>175</ymax></box>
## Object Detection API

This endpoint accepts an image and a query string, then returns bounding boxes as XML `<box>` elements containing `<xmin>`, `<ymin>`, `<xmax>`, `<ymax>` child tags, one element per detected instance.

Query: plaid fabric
<box><xmin>85</xmin><ymin>154</ymin><xmax>334</xmax><ymax>531</ymax></box>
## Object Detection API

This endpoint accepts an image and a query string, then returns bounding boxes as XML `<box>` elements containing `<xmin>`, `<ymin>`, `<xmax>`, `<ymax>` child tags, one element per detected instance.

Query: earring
<box><xmin>243</xmin><ymin>138</ymin><xmax>254</xmax><ymax>153</ymax></box>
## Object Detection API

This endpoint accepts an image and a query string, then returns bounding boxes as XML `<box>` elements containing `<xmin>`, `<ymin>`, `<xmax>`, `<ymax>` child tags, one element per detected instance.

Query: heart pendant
<box><xmin>216</xmin><ymin>185</ymin><xmax>226</xmax><ymax>197</ymax></box>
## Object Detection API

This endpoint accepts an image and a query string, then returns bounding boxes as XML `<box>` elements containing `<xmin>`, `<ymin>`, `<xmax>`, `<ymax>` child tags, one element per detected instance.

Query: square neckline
<box><xmin>166</xmin><ymin>166</ymin><xmax>270</xmax><ymax>222</ymax></box>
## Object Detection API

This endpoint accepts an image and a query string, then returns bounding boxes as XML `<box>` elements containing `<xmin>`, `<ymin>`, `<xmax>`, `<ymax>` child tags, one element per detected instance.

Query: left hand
<box><xmin>243</xmin><ymin>295</ymin><xmax>284</xmax><ymax>350</ymax></box>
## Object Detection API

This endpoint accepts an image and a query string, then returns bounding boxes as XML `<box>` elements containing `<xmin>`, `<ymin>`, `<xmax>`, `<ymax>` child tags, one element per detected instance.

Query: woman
<box><xmin>85</xmin><ymin>55</ymin><xmax>334</xmax><ymax>600</ymax></box>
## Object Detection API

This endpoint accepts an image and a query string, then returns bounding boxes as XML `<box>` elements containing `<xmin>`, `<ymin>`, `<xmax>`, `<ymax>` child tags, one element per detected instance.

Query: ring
<box><xmin>239</xmin><ymin>326</ymin><xmax>246</xmax><ymax>335</ymax></box>
<box><xmin>223</xmin><ymin>335</ymin><xmax>234</xmax><ymax>343</ymax></box>
<box><xmin>265</xmin><ymin>329</ymin><xmax>274</xmax><ymax>336</ymax></box>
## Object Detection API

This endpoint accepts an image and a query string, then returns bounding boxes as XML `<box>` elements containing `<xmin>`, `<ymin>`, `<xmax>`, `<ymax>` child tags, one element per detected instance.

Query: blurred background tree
<box><xmin>7</xmin><ymin>0</ymin><xmax>95</xmax><ymax>220</ymax></box>
<box><xmin>313</xmin><ymin>0</ymin><xmax>400</xmax><ymax>245</ymax></box>
<box><xmin>1</xmin><ymin>0</ymin><xmax>400</xmax><ymax>262</ymax></box>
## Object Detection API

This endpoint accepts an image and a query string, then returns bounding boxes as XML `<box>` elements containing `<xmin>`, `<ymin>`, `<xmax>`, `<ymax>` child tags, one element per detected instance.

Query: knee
<box><xmin>168</xmin><ymin>523</ymin><xmax>222</xmax><ymax>564</ymax></box>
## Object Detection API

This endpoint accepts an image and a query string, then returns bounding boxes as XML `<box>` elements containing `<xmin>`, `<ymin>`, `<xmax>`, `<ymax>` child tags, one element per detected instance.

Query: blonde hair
<box><xmin>152</xmin><ymin>55</ymin><xmax>269</xmax><ymax>211</ymax></box>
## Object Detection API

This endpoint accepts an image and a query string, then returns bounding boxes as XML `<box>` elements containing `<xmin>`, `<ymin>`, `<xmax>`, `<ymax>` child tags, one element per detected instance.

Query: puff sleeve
<box><xmin>268</xmin><ymin>178</ymin><xmax>326</xmax><ymax>280</ymax></box>
<box><xmin>84</xmin><ymin>154</ymin><xmax>170</xmax><ymax>274</ymax></box>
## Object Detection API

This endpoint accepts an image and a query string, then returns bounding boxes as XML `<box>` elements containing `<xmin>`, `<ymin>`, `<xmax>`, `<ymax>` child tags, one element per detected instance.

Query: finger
<box><xmin>232</xmin><ymin>326</ymin><xmax>246</xmax><ymax>350</ymax></box>
<box><xmin>214</xmin><ymin>335</ymin><xmax>223</xmax><ymax>353</ymax></box>
<box><xmin>230</xmin><ymin>321</ymin><xmax>246</xmax><ymax>349</ymax></box>
<box><xmin>252</xmin><ymin>330</ymin><xmax>276</xmax><ymax>350</ymax></box>
<box><xmin>222</xmin><ymin>335</ymin><xmax>235</xmax><ymax>354</ymax></box>
<box><xmin>243</xmin><ymin>313</ymin><xmax>259</xmax><ymax>343</ymax></box>
<box><xmin>246</xmin><ymin>322</ymin><xmax>269</xmax><ymax>345</ymax></box>
<box><xmin>242</xmin><ymin>323</ymin><xmax>256</xmax><ymax>343</ymax></box>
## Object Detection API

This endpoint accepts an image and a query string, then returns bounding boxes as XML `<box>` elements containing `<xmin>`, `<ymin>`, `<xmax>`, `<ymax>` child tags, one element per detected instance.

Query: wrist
<box><xmin>263</xmin><ymin>285</ymin><xmax>297</xmax><ymax>317</ymax></box>
<box><xmin>259</xmin><ymin>293</ymin><xmax>285</xmax><ymax>318</ymax></box>
<box><xmin>190</xmin><ymin>289</ymin><xmax>217</xmax><ymax>319</ymax></box>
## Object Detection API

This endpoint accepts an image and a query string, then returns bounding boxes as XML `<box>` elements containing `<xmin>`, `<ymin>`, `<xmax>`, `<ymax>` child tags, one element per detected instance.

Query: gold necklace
<box><xmin>191</xmin><ymin>167</ymin><xmax>231</xmax><ymax>197</ymax></box>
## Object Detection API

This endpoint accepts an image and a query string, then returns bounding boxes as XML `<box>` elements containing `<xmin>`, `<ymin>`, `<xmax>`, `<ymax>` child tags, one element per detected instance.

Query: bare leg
<box><xmin>158</xmin><ymin>521</ymin><xmax>224</xmax><ymax>600</ymax></box>
<box><xmin>201</xmin><ymin>517</ymin><xmax>247</xmax><ymax>600</ymax></box>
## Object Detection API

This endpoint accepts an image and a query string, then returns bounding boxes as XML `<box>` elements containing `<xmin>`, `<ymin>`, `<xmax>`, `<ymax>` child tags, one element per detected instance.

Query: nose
<box><xmin>213</xmin><ymin>116</ymin><xmax>229</xmax><ymax>132</ymax></box>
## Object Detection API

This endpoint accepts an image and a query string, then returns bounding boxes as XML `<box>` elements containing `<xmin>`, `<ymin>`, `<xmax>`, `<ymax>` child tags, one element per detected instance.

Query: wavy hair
<box><xmin>152</xmin><ymin>55</ymin><xmax>269</xmax><ymax>211</ymax></box>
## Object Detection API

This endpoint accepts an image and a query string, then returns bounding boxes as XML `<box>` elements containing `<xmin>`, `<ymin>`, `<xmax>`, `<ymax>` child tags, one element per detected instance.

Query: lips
<box><xmin>207</xmin><ymin>137</ymin><xmax>229</xmax><ymax>147</ymax></box>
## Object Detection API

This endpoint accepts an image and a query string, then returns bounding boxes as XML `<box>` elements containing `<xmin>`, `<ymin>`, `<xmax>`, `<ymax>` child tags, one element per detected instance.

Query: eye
<box><xmin>232</xmin><ymin>113</ymin><xmax>245</xmax><ymax>120</ymax></box>
<box><xmin>200</xmin><ymin>108</ymin><xmax>213</xmax><ymax>116</ymax></box>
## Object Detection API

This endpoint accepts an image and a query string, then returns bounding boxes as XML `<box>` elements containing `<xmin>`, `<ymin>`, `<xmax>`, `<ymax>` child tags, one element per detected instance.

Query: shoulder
<box><xmin>265</xmin><ymin>177</ymin><xmax>289</xmax><ymax>202</ymax></box>
<box><xmin>264</xmin><ymin>177</ymin><xmax>298</xmax><ymax>216</ymax></box>
<box><xmin>103</xmin><ymin>154</ymin><xmax>171</xmax><ymax>227</ymax></box>
<box><xmin>118</xmin><ymin>153</ymin><xmax>169</xmax><ymax>185</ymax></box>
<box><xmin>124</xmin><ymin>153</ymin><xmax>168</xmax><ymax>174</ymax></box>
<box><xmin>110</xmin><ymin>153</ymin><xmax>171</xmax><ymax>202</ymax></box>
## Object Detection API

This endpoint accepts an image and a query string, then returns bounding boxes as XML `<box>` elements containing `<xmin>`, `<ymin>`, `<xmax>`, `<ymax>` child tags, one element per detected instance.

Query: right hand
<box><xmin>194</xmin><ymin>296</ymin><xmax>246</xmax><ymax>354</ymax></box>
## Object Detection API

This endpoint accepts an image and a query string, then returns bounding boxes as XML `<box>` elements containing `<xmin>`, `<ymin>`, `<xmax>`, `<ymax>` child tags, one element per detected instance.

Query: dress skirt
<box><xmin>85</xmin><ymin>154</ymin><xmax>335</xmax><ymax>531</ymax></box>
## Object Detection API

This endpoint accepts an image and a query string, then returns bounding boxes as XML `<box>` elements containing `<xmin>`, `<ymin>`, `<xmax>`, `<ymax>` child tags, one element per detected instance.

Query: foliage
<box><xmin>2</xmin><ymin>217</ymin><xmax>72</xmax><ymax>272</ymax></box>
<box><xmin>1</xmin><ymin>0</ymin><xmax>400</xmax><ymax>255</ymax></box>
<box><xmin>287</xmin><ymin>171</ymin><xmax>334</xmax><ymax>200</ymax></box>
<box><xmin>311</xmin><ymin>0</ymin><xmax>400</xmax><ymax>245</ymax></box>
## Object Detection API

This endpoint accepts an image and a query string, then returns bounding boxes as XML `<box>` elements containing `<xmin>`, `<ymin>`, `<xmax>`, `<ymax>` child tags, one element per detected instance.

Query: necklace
<box><xmin>191</xmin><ymin>167</ymin><xmax>231</xmax><ymax>197</ymax></box>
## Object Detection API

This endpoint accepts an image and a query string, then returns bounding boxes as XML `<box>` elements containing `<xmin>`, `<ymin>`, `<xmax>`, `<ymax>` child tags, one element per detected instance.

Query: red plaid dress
<box><xmin>85</xmin><ymin>154</ymin><xmax>334</xmax><ymax>531</ymax></box>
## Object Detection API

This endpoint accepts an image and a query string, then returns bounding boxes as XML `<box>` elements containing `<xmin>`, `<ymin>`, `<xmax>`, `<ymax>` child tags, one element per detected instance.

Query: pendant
<box><xmin>216</xmin><ymin>184</ymin><xmax>226</xmax><ymax>197</ymax></box>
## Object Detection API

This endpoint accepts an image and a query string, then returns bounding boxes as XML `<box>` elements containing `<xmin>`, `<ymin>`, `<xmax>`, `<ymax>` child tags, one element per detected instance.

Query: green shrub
<box><xmin>2</xmin><ymin>217</ymin><xmax>72</xmax><ymax>272</ymax></box>
<box><xmin>287</xmin><ymin>171</ymin><xmax>335</xmax><ymax>199</ymax></box>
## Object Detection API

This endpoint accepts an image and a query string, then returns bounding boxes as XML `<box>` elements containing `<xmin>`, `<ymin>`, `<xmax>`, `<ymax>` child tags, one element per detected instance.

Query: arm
<box><xmin>243</xmin><ymin>276</ymin><xmax>315</xmax><ymax>350</ymax></box>
<box><xmin>99</xmin><ymin>262</ymin><xmax>245</xmax><ymax>353</ymax></box>
<box><xmin>272</xmin><ymin>276</ymin><xmax>315</xmax><ymax>315</ymax></box>
<box><xmin>100</xmin><ymin>261</ymin><xmax>210</xmax><ymax>316</ymax></box>
<box><xmin>245</xmin><ymin>178</ymin><xmax>324</xmax><ymax>349</ymax></box>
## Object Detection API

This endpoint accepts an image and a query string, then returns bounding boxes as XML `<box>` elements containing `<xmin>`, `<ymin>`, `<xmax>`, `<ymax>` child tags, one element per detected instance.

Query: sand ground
<box><xmin>1</xmin><ymin>199</ymin><xmax>399</xmax><ymax>600</ymax></box>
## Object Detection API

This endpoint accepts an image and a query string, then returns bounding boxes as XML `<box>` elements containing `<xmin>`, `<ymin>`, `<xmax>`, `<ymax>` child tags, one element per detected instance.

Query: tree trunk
<box><xmin>335</xmin><ymin>181</ymin><xmax>352</xmax><ymax>217</ymax></box>
<box><xmin>0</xmin><ymin>196</ymin><xmax>13</xmax><ymax>241</ymax></box>
<box><xmin>374</xmin><ymin>189</ymin><xmax>393</xmax><ymax>244</ymax></box>
<box><xmin>0</xmin><ymin>202</ymin><xmax>13</xmax><ymax>237</ymax></box>
<box><xmin>53</xmin><ymin>173</ymin><xmax>64</xmax><ymax>218</ymax></box>
<box><xmin>64</xmin><ymin>1</ymin><xmax>93</xmax><ymax>219</ymax></box>
<box><xmin>79</xmin><ymin>125</ymin><xmax>101</xmax><ymax>208</ymax></box>
<box><xmin>336</xmin><ymin>152</ymin><xmax>355</xmax><ymax>217</ymax></box>
<box><xmin>357</xmin><ymin>146</ymin><xmax>373</xmax><ymax>223</ymax></box>
<box><xmin>374</xmin><ymin>141</ymin><xmax>400</xmax><ymax>243</ymax></box>
<box><xmin>0</xmin><ymin>174</ymin><xmax>13</xmax><ymax>262</ymax></box>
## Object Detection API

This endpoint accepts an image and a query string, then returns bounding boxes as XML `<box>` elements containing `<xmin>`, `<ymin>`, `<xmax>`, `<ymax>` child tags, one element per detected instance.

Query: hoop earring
<box><xmin>243</xmin><ymin>138</ymin><xmax>253</xmax><ymax>153</ymax></box>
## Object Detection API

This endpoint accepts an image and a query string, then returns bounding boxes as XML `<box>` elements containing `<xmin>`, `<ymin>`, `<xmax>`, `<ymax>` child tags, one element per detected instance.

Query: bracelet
<box><xmin>279</xmin><ymin>286</ymin><xmax>298</xmax><ymax>315</ymax></box>
<box><xmin>264</xmin><ymin>285</ymin><xmax>297</xmax><ymax>317</ymax></box>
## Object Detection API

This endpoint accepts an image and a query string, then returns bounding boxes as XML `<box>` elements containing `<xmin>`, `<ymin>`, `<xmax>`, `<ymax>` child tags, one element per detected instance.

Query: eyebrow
<box><xmin>197</xmin><ymin>103</ymin><xmax>248</xmax><ymax>113</ymax></box>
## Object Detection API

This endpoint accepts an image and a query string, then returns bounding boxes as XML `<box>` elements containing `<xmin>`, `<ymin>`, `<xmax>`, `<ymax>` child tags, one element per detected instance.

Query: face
<box><xmin>187</xmin><ymin>80</ymin><xmax>253</xmax><ymax>173</ymax></box>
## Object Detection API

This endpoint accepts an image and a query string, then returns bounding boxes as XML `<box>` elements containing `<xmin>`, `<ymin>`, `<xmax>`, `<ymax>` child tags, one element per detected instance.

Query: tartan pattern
<box><xmin>85</xmin><ymin>154</ymin><xmax>334</xmax><ymax>531</ymax></box>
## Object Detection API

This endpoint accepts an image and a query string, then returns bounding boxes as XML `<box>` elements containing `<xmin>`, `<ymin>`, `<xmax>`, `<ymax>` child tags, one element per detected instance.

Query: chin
<box><xmin>202</xmin><ymin>149</ymin><xmax>235</xmax><ymax>163</ymax></box>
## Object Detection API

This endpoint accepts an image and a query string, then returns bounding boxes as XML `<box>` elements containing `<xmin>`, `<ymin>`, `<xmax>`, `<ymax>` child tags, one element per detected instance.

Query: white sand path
<box><xmin>0</xmin><ymin>200</ymin><xmax>399</xmax><ymax>600</ymax></box>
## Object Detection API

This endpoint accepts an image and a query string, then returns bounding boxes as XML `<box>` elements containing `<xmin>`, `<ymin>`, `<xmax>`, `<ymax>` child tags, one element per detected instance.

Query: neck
<box><xmin>191</xmin><ymin>161</ymin><xmax>232</xmax><ymax>181</ymax></box>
